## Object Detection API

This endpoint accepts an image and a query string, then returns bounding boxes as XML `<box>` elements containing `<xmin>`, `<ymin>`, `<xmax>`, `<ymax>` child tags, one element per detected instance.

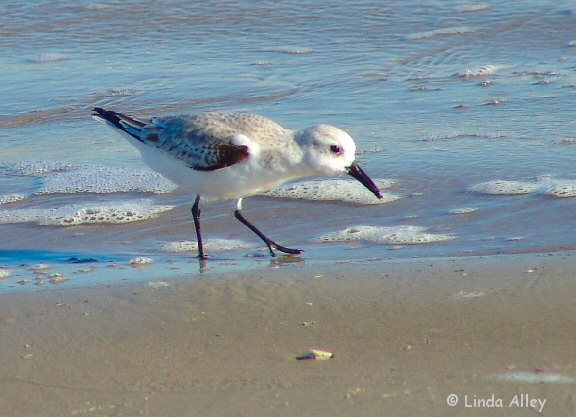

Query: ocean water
<box><xmin>1</xmin><ymin>0</ymin><xmax>576</xmax><ymax>290</ymax></box>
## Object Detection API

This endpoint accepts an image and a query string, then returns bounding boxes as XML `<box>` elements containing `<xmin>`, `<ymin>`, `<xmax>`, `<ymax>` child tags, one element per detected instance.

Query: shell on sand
<box><xmin>296</xmin><ymin>349</ymin><xmax>334</xmax><ymax>360</ymax></box>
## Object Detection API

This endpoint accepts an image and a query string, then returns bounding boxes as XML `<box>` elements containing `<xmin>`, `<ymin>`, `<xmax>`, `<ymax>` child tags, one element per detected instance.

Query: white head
<box><xmin>297</xmin><ymin>124</ymin><xmax>382</xmax><ymax>199</ymax></box>
<box><xmin>298</xmin><ymin>124</ymin><xmax>357</xmax><ymax>176</ymax></box>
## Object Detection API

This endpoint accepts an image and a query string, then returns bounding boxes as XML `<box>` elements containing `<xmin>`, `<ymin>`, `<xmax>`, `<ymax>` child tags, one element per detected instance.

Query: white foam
<box><xmin>542</xmin><ymin>181</ymin><xmax>576</xmax><ymax>198</ymax></box>
<box><xmin>406</xmin><ymin>27</ymin><xmax>476</xmax><ymax>41</ymax></box>
<box><xmin>449</xmin><ymin>207</ymin><xmax>479</xmax><ymax>215</ymax></box>
<box><xmin>0</xmin><ymin>194</ymin><xmax>29</xmax><ymax>204</ymax></box>
<box><xmin>159</xmin><ymin>239</ymin><xmax>255</xmax><ymax>253</ymax></box>
<box><xmin>457</xmin><ymin>4</ymin><xmax>489</xmax><ymax>13</ymax></box>
<box><xmin>37</xmin><ymin>165</ymin><xmax>177</xmax><ymax>195</ymax></box>
<box><xmin>469</xmin><ymin>180</ymin><xmax>540</xmax><ymax>195</ymax></box>
<box><xmin>91</xmin><ymin>87</ymin><xmax>142</xmax><ymax>98</ymax></box>
<box><xmin>31</xmin><ymin>263</ymin><xmax>51</xmax><ymax>272</ymax></box>
<box><xmin>0</xmin><ymin>199</ymin><xmax>173</xmax><ymax>226</ymax></box>
<box><xmin>455</xmin><ymin>291</ymin><xmax>485</xmax><ymax>299</ymax></box>
<box><xmin>470</xmin><ymin>177</ymin><xmax>576</xmax><ymax>198</ymax></box>
<box><xmin>87</xmin><ymin>4</ymin><xmax>108</xmax><ymax>11</ymax></box>
<box><xmin>419</xmin><ymin>131</ymin><xmax>506</xmax><ymax>141</ymax></box>
<box><xmin>1</xmin><ymin>161</ymin><xmax>177</xmax><ymax>195</ymax></box>
<box><xmin>30</xmin><ymin>53</ymin><xmax>69</xmax><ymax>63</ymax></box>
<box><xmin>456</xmin><ymin>65</ymin><xmax>499</xmax><ymax>78</ymax></box>
<box><xmin>0</xmin><ymin>268</ymin><xmax>11</xmax><ymax>280</ymax></box>
<box><xmin>49</xmin><ymin>273</ymin><xmax>67</xmax><ymax>284</ymax></box>
<box><xmin>486</xmin><ymin>371</ymin><xmax>576</xmax><ymax>384</ymax></box>
<box><xmin>148</xmin><ymin>281</ymin><xmax>170</xmax><ymax>288</ymax></box>
<box><xmin>265</xmin><ymin>46</ymin><xmax>313</xmax><ymax>55</ymax></box>
<box><xmin>264</xmin><ymin>178</ymin><xmax>398</xmax><ymax>205</ymax></box>
<box><xmin>2</xmin><ymin>161</ymin><xmax>73</xmax><ymax>176</ymax></box>
<box><xmin>315</xmin><ymin>225</ymin><xmax>455</xmax><ymax>245</ymax></box>
<box><xmin>129</xmin><ymin>257</ymin><xmax>153</xmax><ymax>266</ymax></box>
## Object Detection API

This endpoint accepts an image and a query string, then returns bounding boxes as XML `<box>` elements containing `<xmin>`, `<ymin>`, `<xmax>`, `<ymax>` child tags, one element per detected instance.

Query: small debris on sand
<box><xmin>297</xmin><ymin>349</ymin><xmax>333</xmax><ymax>360</ymax></box>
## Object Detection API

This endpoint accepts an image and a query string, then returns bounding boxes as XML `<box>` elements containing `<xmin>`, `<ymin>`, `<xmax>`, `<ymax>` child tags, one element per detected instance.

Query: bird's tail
<box><xmin>92</xmin><ymin>107</ymin><xmax>148</xmax><ymax>140</ymax></box>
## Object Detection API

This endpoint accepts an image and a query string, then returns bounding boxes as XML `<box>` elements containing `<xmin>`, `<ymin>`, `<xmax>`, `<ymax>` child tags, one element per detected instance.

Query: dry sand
<box><xmin>1</xmin><ymin>252</ymin><xmax>575</xmax><ymax>416</ymax></box>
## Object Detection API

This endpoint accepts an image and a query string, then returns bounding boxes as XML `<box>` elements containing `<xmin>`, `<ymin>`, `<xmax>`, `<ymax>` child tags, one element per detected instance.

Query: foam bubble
<box><xmin>91</xmin><ymin>87</ymin><xmax>142</xmax><ymax>98</ymax></box>
<box><xmin>265</xmin><ymin>46</ymin><xmax>313</xmax><ymax>55</ymax></box>
<box><xmin>37</xmin><ymin>165</ymin><xmax>177</xmax><ymax>194</ymax></box>
<box><xmin>553</xmin><ymin>138</ymin><xmax>576</xmax><ymax>145</ymax></box>
<box><xmin>30</xmin><ymin>53</ymin><xmax>69</xmax><ymax>63</ymax></box>
<box><xmin>470</xmin><ymin>177</ymin><xmax>576</xmax><ymax>198</ymax></box>
<box><xmin>449</xmin><ymin>207</ymin><xmax>478</xmax><ymax>215</ymax></box>
<box><xmin>315</xmin><ymin>225</ymin><xmax>455</xmax><ymax>245</ymax></box>
<box><xmin>486</xmin><ymin>371</ymin><xmax>576</xmax><ymax>384</ymax></box>
<box><xmin>456</xmin><ymin>65</ymin><xmax>499</xmax><ymax>78</ymax></box>
<box><xmin>406</xmin><ymin>27</ymin><xmax>476</xmax><ymax>41</ymax></box>
<box><xmin>49</xmin><ymin>273</ymin><xmax>67</xmax><ymax>284</ymax></box>
<box><xmin>457</xmin><ymin>4</ymin><xmax>489</xmax><ymax>12</ymax></box>
<box><xmin>87</xmin><ymin>4</ymin><xmax>108</xmax><ymax>11</ymax></box>
<box><xmin>1</xmin><ymin>161</ymin><xmax>177</xmax><ymax>195</ymax></box>
<box><xmin>159</xmin><ymin>239</ymin><xmax>255</xmax><ymax>253</ymax></box>
<box><xmin>419</xmin><ymin>131</ymin><xmax>505</xmax><ymax>142</ymax></box>
<box><xmin>542</xmin><ymin>181</ymin><xmax>576</xmax><ymax>198</ymax></box>
<box><xmin>2</xmin><ymin>161</ymin><xmax>73</xmax><ymax>176</ymax></box>
<box><xmin>0</xmin><ymin>268</ymin><xmax>11</xmax><ymax>280</ymax></box>
<box><xmin>264</xmin><ymin>179</ymin><xmax>398</xmax><ymax>205</ymax></box>
<box><xmin>469</xmin><ymin>180</ymin><xmax>540</xmax><ymax>195</ymax></box>
<box><xmin>31</xmin><ymin>263</ymin><xmax>51</xmax><ymax>272</ymax></box>
<box><xmin>148</xmin><ymin>281</ymin><xmax>170</xmax><ymax>288</ymax></box>
<box><xmin>129</xmin><ymin>257</ymin><xmax>153</xmax><ymax>266</ymax></box>
<box><xmin>0</xmin><ymin>199</ymin><xmax>173</xmax><ymax>226</ymax></box>
<box><xmin>0</xmin><ymin>194</ymin><xmax>29</xmax><ymax>205</ymax></box>
<box><xmin>455</xmin><ymin>291</ymin><xmax>485</xmax><ymax>299</ymax></box>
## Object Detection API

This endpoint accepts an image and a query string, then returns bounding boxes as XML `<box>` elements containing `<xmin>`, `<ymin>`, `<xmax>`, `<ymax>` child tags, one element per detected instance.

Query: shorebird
<box><xmin>92</xmin><ymin>107</ymin><xmax>382</xmax><ymax>259</ymax></box>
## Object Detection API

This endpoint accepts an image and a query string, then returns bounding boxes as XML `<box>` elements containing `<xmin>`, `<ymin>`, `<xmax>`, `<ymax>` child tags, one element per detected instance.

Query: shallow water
<box><xmin>1</xmin><ymin>1</ymin><xmax>576</xmax><ymax>290</ymax></box>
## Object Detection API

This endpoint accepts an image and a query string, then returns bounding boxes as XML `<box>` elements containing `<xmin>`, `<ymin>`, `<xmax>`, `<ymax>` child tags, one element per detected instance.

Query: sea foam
<box><xmin>469</xmin><ymin>179</ymin><xmax>541</xmax><ymax>195</ymax></box>
<box><xmin>315</xmin><ymin>225</ymin><xmax>455</xmax><ymax>245</ymax></box>
<box><xmin>265</xmin><ymin>178</ymin><xmax>398</xmax><ymax>205</ymax></box>
<box><xmin>159</xmin><ymin>239</ymin><xmax>256</xmax><ymax>253</ymax></box>
<box><xmin>455</xmin><ymin>65</ymin><xmax>500</xmax><ymax>79</ymax></box>
<box><xmin>406</xmin><ymin>27</ymin><xmax>476</xmax><ymax>41</ymax></box>
<box><xmin>37</xmin><ymin>165</ymin><xmax>177</xmax><ymax>195</ymax></box>
<box><xmin>0</xmin><ymin>199</ymin><xmax>172</xmax><ymax>226</ymax></box>
<box><xmin>470</xmin><ymin>177</ymin><xmax>576</xmax><ymax>198</ymax></box>
<box><xmin>2</xmin><ymin>161</ymin><xmax>177</xmax><ymax>195</ymax></box>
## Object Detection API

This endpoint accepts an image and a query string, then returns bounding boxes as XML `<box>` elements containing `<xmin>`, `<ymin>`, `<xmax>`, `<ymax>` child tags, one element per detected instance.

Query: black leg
<box><xmin>191</xmin><ymin>195</ymin><xmax>208</xmax><ymax>260</ymax></box>
<box><xmin>234</xmin><ymin>198</ymin><xmax>303</xmax><ymax>257</ymax></box>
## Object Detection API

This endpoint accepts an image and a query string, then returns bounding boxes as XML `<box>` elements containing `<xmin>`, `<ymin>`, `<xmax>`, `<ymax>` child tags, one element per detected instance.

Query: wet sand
<box><xmin>1</xmin><ymin>252</ymin><xmax>575</xmax><ymax>416</ymax></box>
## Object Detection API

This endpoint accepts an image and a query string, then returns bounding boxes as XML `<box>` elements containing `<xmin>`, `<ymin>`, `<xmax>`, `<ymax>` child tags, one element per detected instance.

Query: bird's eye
<box><xmin>330</xmin><ymin>145</ymin><xmax>341</xmax><ymax>154</ymax></box>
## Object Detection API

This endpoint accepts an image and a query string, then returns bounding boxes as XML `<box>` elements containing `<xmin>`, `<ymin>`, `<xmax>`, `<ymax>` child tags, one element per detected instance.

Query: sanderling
<box><xmin>92</xmin><ymin>107</ymin><xmax>382</xmax><ymax>259</ymax></box>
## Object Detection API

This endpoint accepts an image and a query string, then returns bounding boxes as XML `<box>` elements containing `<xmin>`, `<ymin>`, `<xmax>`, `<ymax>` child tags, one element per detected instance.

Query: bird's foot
<box><xmin>270</xmin><ymin>243</ymin><xmax>304</xmax><ymax>257</ymax></box>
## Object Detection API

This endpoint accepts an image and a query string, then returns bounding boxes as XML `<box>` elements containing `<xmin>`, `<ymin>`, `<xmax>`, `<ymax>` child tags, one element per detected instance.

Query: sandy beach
<box><xmin>1</xmin><ymin>252</ymin><xmax>575</xmax><ymax>417</ymax></box>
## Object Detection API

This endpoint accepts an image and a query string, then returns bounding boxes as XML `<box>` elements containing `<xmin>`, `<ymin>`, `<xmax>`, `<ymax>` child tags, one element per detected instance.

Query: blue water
<box><xmin>1</xmin><ymin>0</ymin><xmax>576</xmax><ymax>290</ymax></box>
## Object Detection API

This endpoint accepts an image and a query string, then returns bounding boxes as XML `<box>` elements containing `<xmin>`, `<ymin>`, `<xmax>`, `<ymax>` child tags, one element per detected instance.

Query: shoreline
<box><xmin>1</xmin><ymin>251</ymin><xmax>575</xmax><ymax>416</ymax></box>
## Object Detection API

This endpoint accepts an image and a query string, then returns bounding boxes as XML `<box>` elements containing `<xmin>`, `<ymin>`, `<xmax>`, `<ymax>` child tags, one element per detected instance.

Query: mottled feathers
<box><xmin>92</xmin><ymin>107</ymin><xmax>251</xmax><ymax>171</ymax></box>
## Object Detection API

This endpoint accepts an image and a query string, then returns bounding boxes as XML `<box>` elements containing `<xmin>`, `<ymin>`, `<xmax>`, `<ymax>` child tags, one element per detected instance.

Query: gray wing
<box><xmin>93</xmin><ymin>108</ymin><xmax>250</xmax><ymax>171</ymax></box>
<box><xmin>149</xmin><ymin>114</ymin><xmax>251</xmax><ymax>171</ymax></box>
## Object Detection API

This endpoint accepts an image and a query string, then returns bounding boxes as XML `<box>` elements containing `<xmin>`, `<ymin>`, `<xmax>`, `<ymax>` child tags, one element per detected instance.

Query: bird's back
<box><xmin>93</xmin><ymin>108</ymin><xmax>307</xmax><ymax>199</ymax></box>
<box><xmin>136</xmin><ymin>112</ymin><xmax>294</xmax><ymax>171</ymax></box>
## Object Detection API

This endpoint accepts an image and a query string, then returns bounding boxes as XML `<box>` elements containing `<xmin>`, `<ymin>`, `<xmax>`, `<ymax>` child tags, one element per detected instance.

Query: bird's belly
<box><xmin>138</xmin><ymin>146</ymin><xmax>298</xmax><ymax>201</ymax></box>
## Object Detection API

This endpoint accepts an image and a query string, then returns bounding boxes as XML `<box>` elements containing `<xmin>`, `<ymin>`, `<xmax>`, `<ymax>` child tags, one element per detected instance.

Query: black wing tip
<box><xmin>92</xmin><ymin>107</ymin><xmax>123</xmax><ymax>128</ymax></box>
<box><xmin>92</xmin><ymin>107</ymin><xmax>112</xmax><ymax>118</ymax></box>
<box><xmin>92</xmin><ymin>107</ymin><xmax>148</xmax><ymax>131</ymax></box>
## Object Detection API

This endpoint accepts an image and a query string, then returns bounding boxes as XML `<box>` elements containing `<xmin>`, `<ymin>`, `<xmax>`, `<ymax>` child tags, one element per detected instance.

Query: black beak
<box><xmin>347</xmin><ymin>161</ymin><xmax>383</xmax><ymax>200</ymax></box>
